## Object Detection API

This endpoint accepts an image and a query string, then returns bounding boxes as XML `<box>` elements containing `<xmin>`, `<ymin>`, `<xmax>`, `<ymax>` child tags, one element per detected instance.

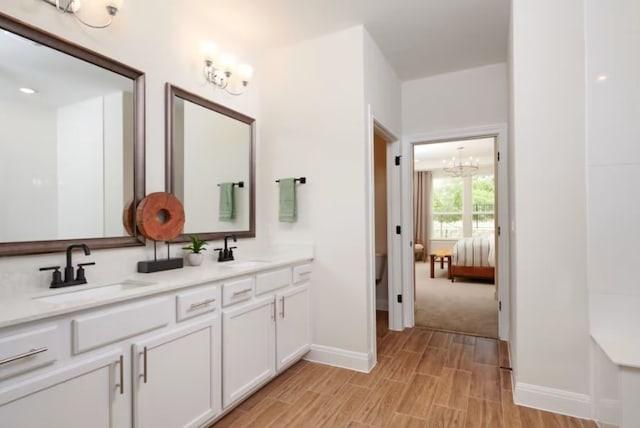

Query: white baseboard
<box><xmin>304</xmin><ymin>344</ymin><xmax>373</xmax><ymax>373</ymax></box>
<box><xmin>376</xmin><ymin>298</ymin><xmax>389</xmax><ymax>311</ymax></box>
<box><xmin>514</xmin><ymin>382</ymin><xmax>591</xmax><ymax>419</ymax></box>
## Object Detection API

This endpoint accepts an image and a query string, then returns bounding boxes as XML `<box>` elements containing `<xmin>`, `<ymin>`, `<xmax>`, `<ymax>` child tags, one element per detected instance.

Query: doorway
<box><xmin>413</xmin><ymin>136</ymin><xmax>499</xmax><ymax>338</ymax></box>
<box><xmin>371</xmin><ymin>122</ymin><xmax>401</xmax><ymax>341</ymax></box>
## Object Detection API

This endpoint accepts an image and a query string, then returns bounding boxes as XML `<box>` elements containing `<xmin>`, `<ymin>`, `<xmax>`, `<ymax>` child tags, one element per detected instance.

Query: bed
<box><xmin>450</xmin><ymin>236</ymin><xmax>495</xmax><ymax>282</ymax></box>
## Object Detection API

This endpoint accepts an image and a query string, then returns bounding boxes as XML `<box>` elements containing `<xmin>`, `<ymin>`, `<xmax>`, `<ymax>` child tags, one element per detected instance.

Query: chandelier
<box><xmin>443</xmin><ymin>146</ymin><xmax>479</xmax><ymax>177</ymax></box>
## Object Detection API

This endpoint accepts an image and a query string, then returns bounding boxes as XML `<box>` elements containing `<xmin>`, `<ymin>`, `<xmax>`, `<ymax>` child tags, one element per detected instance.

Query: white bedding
<box><xmin>452</xmin><ymin>236</ymin><xmax>495</xmax><ymax>267</ymax></box>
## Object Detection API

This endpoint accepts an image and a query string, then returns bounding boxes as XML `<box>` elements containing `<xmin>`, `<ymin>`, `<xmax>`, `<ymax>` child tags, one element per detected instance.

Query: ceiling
<box><xmin>203</xmin><ymin>0</ymin><xmax>510</xmax><ymax>81</ymax></box>
<box><xmin>414</xmin><ymin>137</ymin><xmax>495</xmax><ymax>171</ymax></box>
<box><xmin>0</xmin><ymin>30</ymin><xmax>132</xmax><ymax>109</ymax></box>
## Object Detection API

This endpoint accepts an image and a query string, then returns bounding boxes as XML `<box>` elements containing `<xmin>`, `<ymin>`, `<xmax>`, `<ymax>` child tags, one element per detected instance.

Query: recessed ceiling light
<box><xmin>597</xmin><ymin>74</ymin><xmax>608</xmax><ymax>81</ymax></box>
<box><xmin>19</xmin><ymin>87</ymin><xmax>37</xmax><ymax>94</ymax></box>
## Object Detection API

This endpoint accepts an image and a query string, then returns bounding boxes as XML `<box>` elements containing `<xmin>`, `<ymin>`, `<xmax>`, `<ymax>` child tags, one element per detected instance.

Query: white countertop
<box><xmin>590</xmin><ymin>292</ymin><xmax>640</xmax><ymax>369</ymax></box>
<box><xmin>0</xmin><ymin>255</ymin><xmax>312</xmax><ymax>329</ymax></box>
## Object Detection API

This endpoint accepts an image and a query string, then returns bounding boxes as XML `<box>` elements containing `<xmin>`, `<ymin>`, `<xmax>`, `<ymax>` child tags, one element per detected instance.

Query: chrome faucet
<box><xmin>214</xmin><ymin>235</ymin><xmax>237</xmax><ymax>262</ymax></box>
<box><xmin>39</xmin><ymin>243</ymin><xmax>95</xmax><ymax>288</ymax></box>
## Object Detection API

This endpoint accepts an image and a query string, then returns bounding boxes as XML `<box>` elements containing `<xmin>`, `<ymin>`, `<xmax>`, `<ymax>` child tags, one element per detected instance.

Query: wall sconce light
<box><xmin>202</xmin><ymin>42</ymin><xmax>253</xmax><ymax>96</ymax></box>
<box><xmin>40</xmin><ymin>0</ymin><xmax>123</xmax><ymax>29</ymax></box>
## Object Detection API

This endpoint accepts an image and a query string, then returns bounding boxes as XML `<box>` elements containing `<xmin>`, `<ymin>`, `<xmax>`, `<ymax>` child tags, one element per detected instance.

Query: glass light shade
<box><xmin>201</xmin><ymin>42</ymin><xmax>218</xmax><ymax>61</ymax></box>
<box><xmin>236</xmin><ymin>64</ymin><xmax>253</xmax><ymax>82</ymax></box>
<box><xmin>107</xmin><ymin>0</ymin><xmax>123</xmax><ymax>9</ymax></box>
<box><xmin>219</xmin><ymin>54</ymin><xmax>236</xmax><ymax>72</ymax></box>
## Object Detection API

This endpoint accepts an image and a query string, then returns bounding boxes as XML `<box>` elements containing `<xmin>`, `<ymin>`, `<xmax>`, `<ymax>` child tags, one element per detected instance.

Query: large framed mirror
<box><xmin>0</xmin><ymin>12</ymin><xmax>145</xmax><ymax>256</ymax></box>
<box><xmin>166</xmin><ymin>84</ymin><xmax>255</xmax><ymax>242</ymax></box>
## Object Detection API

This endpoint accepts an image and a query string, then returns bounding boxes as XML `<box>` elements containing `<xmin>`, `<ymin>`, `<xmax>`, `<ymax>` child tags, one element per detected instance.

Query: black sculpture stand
<box><xmin>137</xmin><ymin>241</ymin><xmax>183</xmax><ymax>273</ymax></box>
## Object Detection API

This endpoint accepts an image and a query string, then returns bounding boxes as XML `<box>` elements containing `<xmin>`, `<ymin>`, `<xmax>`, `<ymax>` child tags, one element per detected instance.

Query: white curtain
<box><xmin>413</xmin><ymin>171</ymin><xmax>432</xmax><ymax>261</ymax></box>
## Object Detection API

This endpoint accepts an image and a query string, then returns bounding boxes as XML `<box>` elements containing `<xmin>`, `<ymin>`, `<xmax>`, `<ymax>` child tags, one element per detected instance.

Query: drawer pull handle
<box><xmin>116</xmin><ymin>354</ymin><xmax>124</xmax><ymax>395</ymax></box>
<box><xmin>0</xmin><ymin>347</ymin><xmax>48</xmax><ymax>365</ymax></box>
<box><xmin>188</xmin><ymin>298</ymin><xmax>217</xmax><ymax>311</ymax></box>
<box><xmin>298</xmin><ymin>271</ymin><xmax>311</xmax><ymax>276</ymax></box>
<box><xmin>232</xmin><ymin>288</ymin><xmax>252</xmax><ymax>297</ymax></box>
<box><xmin>281</xmin><ymin>296</ymin><xmax>285</xmax><ymax>318</ymax></box>
<box><xmin>141</xmin><ymin>346</ymin><xmax>148</xmax><ymax>384</ymax></box>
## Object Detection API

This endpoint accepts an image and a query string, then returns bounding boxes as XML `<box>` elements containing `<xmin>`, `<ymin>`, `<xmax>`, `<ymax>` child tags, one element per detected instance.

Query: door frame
<box><xmin>365</xmin><ymin>107</ymin><xmax>402</xmax><ymax>368</ymax></box>
<box><xmin>399</xmin><ymin>124</ymin><xmax>510</xmax><ymax>340</ymax></box>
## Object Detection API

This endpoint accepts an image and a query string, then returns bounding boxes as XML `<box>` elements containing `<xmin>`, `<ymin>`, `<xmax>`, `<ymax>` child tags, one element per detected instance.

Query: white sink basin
<box><xmin>222</xmin><ymin>260</ymin><xmax>271</xmax><ymax>269</ymax></box>
<box><xmin>34</xmin><ymin>280</ymin><xmax>154</xmax><ymax>304</ymax></box>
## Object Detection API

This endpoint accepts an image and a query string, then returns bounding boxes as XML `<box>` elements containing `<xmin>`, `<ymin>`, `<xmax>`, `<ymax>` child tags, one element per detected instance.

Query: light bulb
<box><xmin>219</xmin><ymin>54</ymin><xmax>236</xmax><ymax>72</ymax></box>
<box><xmin>237</xmin><ymin>64</ymin><xmax>253</xmax><ymax>82</ymax></box>
<box><xmin>201</xmin><ymin>42</ymin><xmax>218</xmax><ymax>61</ymax></box>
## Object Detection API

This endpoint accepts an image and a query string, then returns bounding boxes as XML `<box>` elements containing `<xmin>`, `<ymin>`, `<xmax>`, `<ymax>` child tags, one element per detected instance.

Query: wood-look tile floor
<box><xmin>211</xmin><ymin>312</ymin><xmax>596</xmax><ymax>427</ymax></box>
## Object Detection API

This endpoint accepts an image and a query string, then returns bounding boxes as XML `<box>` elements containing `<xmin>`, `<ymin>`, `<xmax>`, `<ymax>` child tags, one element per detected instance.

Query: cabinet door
<box><xmin>133</xmin><ymin>317</ymin><xmax>221</xmax><ymax>428</ymax></box>
<box><xmin>222</xmin><ymin>295</ymin><xmax>275</xmax><ymax>408</ymax></box>
<box><xmin>276</xmin><ymin>284</ymin><xmax>310</xmax><ymax>371</ymax></box>
<box><xmin>0</xmin><ymin>351</ymin><xmax>125</xmax><ymax>428</ymax></box>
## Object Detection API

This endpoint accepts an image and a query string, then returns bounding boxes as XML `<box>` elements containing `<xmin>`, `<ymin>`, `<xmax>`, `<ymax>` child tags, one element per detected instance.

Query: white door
<box><xmin>276</xmin><ymin>285</ymin><xmax>310</xmax><ymax>371</ymax></box>
<box><xmin>133</xmin><ymin>318</ymin><xmax>220</xmax><ymax>428</ymax></box>
<box><xmin>222</xmin><ymin>295</ymin><xmax>275</xmax><ymax>408</ymax></box>
<box><xmin>0</xmin><ymin>351</ymin><xmax>125</xmax><ymax>428</ymax></box>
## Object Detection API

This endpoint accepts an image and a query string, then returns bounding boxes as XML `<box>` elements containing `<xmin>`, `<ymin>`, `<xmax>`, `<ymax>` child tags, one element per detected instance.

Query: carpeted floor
<box><xmin>414</xmin><ymin>261</ymin><xmax>498</xmax><ymax>338</ymax></box>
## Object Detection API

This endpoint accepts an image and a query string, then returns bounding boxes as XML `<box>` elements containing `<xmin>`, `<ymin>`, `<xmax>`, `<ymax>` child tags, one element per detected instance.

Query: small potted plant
<box><xmin>182</xmin><ymin>235</ymin><xmax>207</xmax><ymax>266</ymax></box>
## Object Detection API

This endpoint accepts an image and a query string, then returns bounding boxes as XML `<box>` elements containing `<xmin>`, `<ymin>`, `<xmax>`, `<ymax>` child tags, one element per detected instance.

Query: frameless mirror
<box><xmin>0</xmin><ymin>12</ymin><xmax>145</xmax><ymax>256</ymax></box>
<box><xmin>166</xmin><ymin>84</ymin><xmax>255</xmax><ymax>242</ymax></box>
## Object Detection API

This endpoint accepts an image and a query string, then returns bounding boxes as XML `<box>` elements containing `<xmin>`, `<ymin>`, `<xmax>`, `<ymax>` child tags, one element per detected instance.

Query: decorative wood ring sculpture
<box><xmin>122</xmin><ymin>200</ymin><xmax>136</xmax><ymax>237</ymax></box>
<box><xmin>135</xmin><ymin>192</ymin><xmax>185</xmax><ymax>241</ymax></box>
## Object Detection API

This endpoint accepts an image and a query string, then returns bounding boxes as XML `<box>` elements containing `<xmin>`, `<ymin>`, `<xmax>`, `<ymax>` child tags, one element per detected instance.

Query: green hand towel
<box><xmin>218</xmin><ymin>183</ymin><xmax>235</xmax><ymax>221</ymax></box>
<box><xmin>278</xmin><ymin>178</ymin><xmax>297</xmax><ymax>223</ymax></box>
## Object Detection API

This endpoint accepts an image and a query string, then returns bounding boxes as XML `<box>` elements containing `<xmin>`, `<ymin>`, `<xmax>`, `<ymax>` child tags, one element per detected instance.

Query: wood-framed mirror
<box><xmin>165</xmin><ymin>84</ymin><xmax>255</xmax><ymax>242</ymax></box>
<box><xmin>0</xmin><ymin>12</ymin><xmax>145</xmax><ymax>256</ymax></box>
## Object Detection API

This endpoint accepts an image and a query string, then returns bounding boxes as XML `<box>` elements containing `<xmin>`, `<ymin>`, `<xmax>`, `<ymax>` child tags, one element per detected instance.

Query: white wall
<box><xmin>585</xmin><ymin>0</ymin><xmax>640</xmax><ymax>302</ymax></box>
<box><xmin>511</xmin><ymin>0</ymin><xmax>591</xmax><ymax>417</ymax></box>
<box><xmin>0</xmin><ymin>2</ymin><xmax>260</xmax><ymax>296</ymax></box>
<box><xmin>0</xmin><ymin>100</ymin><xmax>57</xmax><ymax>242</ymax></box>
<box><xmin>586</xmin><ymin>1</ymin><xmax>640</xmax><ymax>424</ymax></box>
<box><xmin>363</xmin><ymin>30</ymin><xmax>402</xmax><ymax>134</ymax></box>
<box><xmin>260</xmin><ymin>26</ymin><xmax>370</xmax><ymax>360</ymax></box>
<box><xmin>402</xmin><ymin>63</ymin><xmax>508</xmax><ymax>136</ymax></box>
<box><xmin>258</xmin><ymin>26</ymin><xmax>400</xmax><ymax>367</ymax></box>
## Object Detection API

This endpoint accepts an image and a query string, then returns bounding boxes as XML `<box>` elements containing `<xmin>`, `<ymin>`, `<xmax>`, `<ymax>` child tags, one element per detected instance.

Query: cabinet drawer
<box><xmin>0</xmin><ymin>324</ymin><xmax>59</xmax><ymax>381</ymax></box>
<box><xmin>222</xmin><ymin>277</ymin><xmax>255</xmax><ymax>307</ymax></box>
<box><xmin>176</xmin><ymin>285</ymin><xmax>220</xmax><ymax>322</ymax></box>
<box><xmin>292</xmin><ymin>263</ymin><xmax>312</xmax><ymax>285</ymax></box>
<box><xmin>255</xmin><ymin>268</ymin><xmax>291</xmax><ymax>295</ymax></box>
<box><xmin>72</xmin><ymin>297</ymin><xmax>171</xmax><ymax>354</ymax></box>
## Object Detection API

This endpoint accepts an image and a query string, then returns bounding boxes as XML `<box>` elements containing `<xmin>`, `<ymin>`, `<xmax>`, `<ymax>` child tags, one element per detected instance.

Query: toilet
<box><xmin>375</xmin><ymin>253</ymin><xmax>387</xmax><ymax>284</ymax></box>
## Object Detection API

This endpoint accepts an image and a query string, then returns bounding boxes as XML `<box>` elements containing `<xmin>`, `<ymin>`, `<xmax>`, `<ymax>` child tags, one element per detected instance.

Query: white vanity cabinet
<box><xmin>0</xmin><ymin>349</ymin><xmax>127</xmax><ymax>428</ymax></box>
<box><xmin>133</xmin><ymin>316</ymin><xmax>221</xmax><ymax>428</ymax></box>
<box><xmin>275</xmin><ymin>284</ymin><xmax>310</xmax><ymax>371</ymax></box>
<box><xmin>222</xmin><ymin>294</ymin><xmax>276</xmax><ymax>407</ymax></box>
<box><xmin>221</xmin><ymin>263</ymin><xmax>311</xmax><ymax>409</ymax></box>
<box><xmin>0</xmin><ymin>257</ymin><xmax>312</xmax><ymax>427</ymax></box>
<box><xmin>0</xmin><ymin>285</ymin><xmax>222</xmax><ymax>428</ymax></box>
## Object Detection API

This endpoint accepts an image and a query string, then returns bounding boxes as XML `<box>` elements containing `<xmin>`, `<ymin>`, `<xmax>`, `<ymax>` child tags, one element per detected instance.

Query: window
<box><xmin>431</xmin><ymin>173</ymin><xmax>494</xmax><ymax>239</ymax></box>
<box><xmin>432</xmin><ymin>176</ymin><xmax>463</xmax><ymax>239</ymax></box>
<box><xmin>471</xmin><ymin>174</ymin><xmax>495</xmax><ymax>237</ymax></box>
